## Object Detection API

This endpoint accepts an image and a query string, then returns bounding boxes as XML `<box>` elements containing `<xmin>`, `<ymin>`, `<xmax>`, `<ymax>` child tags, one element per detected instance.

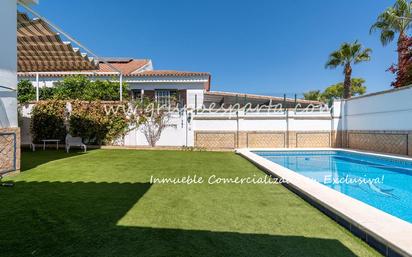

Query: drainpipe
<box><xmin>194</xmin><ymin>94</ymin><xmax>197</xmax><ymax>114</ymax></box>
<box><xmin>185</xmin><ymin>110</ymin><xmax>188</xmax><ymax>147</ymax></box>
<box><xmin>236</xmin><ymin>110</ymin><xmax>239</xmax><ymax>148</ymax></box>
<box><xmin>284</xmin><ymin>94</ymin><xmax>289</xmax><ymax>148</ymax></box>
<box><xmin>119</xmin><ymin>73</ymin><xmax>123</xmax><ymax>101</ymax></box>
<box><xmin>35</xmin><ymin>72</ymin><xmax>39</xmax><ymax>102</ymax></box>
<box><xmin>286</xmin><ymin>109</ymin><xmax>289</xmax><ymax>148</ymax></box>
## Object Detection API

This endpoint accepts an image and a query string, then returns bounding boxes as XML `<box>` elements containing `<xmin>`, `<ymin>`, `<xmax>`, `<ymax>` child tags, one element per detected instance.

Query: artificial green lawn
<box><xmin>1</xmin><ymin>150</ymin><xmax>380</xmax><ymax>257</ymax></box>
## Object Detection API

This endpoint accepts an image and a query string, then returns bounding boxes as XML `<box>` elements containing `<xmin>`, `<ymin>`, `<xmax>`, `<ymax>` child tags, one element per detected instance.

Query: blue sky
<box><xmin>30</xmin><ymin>0</ymin><xmax>398</xmax><ymax>96</ymax></box>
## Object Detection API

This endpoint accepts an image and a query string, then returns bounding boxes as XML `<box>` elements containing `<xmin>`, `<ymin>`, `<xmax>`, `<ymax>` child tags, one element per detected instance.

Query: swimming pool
<box><xmin>254</xmin><ymin>150</ymin><xmax>412</xmax><ymax>224</ymax></box>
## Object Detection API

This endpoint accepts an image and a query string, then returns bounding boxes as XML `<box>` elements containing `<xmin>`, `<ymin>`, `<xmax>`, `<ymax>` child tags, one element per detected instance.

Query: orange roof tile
<box><xmin>125</xmin><ymin>70</ymin><xmax>210</xmax><ymax>77</ymax></box>
<box><xmin>97</xmin><ymin>59</ymin><xmax>150</xmax><ymax>74</ymax></box>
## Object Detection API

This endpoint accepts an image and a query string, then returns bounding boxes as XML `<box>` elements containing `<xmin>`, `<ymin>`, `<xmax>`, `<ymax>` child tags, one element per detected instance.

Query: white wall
<box><xmin>20</xmin><ymin>85</ymin><xmax>412</xmax><ymax>148</ymax></box>
<box><xmin>124</xmin><ymin>113</ymin><xmax>192</xmax><ymax>147</ymax></box>
<box><xmin>20</xmin><ymin>104</ymin><xmax>333</xmax><ymax>147</ymax></box>
<box><xmin>193</xmin><ymin>111</ymin><xmax>332</xmax><ymax>133</ymax></box>
<box><xmin>341</xmin><ymin>86</ymin><xmax>412</xmax><ymax>131</ymax></box>
<box><xmin>0</xmin><ymin>0</ymin><xmax>18</xmax><ymax>128</ymax></box>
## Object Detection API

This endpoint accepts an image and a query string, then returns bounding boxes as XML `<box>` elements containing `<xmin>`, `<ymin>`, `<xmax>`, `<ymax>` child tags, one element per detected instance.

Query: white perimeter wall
<box><xmin>20</xmin><ymin>85</ymin><xmax>412</xmax><ymax>147</ymax></box>
<box><xmin>0</xmin><ymin>0</ymin><xmax>18</xmax><ymax>128</ymax></box>
<box><xmin>340</xmin><ymin>86</ymin><xmax>412</xmax><ymax>131</ymax></box>
<box><xmin>124</xmin><ymin>113</ymin><xmax>193</xmax><ymax>147</ymax></box>
<box><xmin>193</xmin><ymin>111</ymin><xmax>332</xmax><ymax>133</ymax></box>
<box><xmin>20</xmin><ymin>105</ymin><xmax>333</xmax><ymax>147</ymax></box>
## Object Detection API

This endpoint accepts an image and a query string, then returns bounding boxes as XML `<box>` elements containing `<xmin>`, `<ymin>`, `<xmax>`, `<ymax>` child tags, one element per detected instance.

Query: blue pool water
<box><xmin>254</xmin><ymin>150</ymin><xmax>412</xmax><ymax>223</ymax></box>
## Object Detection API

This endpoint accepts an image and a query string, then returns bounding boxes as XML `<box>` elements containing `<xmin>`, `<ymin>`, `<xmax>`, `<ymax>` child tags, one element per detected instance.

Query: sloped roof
<box><xmin>96</xmin><ymin>59</ymin><xmax>150</xmax><ymax>74</ymax></box>
<box><xmin>17</xmin><ymin>12</ymin><xmax>98</xmax><ymax>72</ymax></box>
<box><xmin>125</xmin><ymin>70</ymin><xmax>210</xmax><ymax>77</ymax></box>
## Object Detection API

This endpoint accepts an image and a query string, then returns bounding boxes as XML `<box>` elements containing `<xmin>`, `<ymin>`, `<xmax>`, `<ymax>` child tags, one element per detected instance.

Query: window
<box><xmin>155</xmin><ymin>90</ymin><xmax>171</xmax><ymax>106</ymax></box>
<box><xmin>155</xmin><ymin>90</ymin><xmax>178</xmax><ymax>106</ymax></box>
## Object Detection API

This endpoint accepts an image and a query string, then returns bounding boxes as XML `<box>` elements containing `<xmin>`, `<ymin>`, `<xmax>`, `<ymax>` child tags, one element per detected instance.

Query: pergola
<box><xmin>17</xmin><ymin>2</ymin><xmax>124</xmax><ymax>100</ymax></box>
<box><xmin>17</xmin><ymin>13</ymin><xmax>98</xmax><ymax>72</ymax></box>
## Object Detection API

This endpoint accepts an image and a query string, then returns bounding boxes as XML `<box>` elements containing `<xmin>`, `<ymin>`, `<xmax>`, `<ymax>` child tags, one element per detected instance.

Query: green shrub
<box><xmin>53</xmin><ymin>75</ymin><xmax>128</xmax><ymax>101</ymax></box>
<box><xmin>69</xmin><ymin>101</ymin><xmax>129</xmax><ymax>145</ymax></box>
<box><xmin>30</xmin><ymin>99</ymin><xmax>131</xmax><ymax>145</ymax></box>
<box><xmin>83</xmin><ymin>79</ymin><xmax>128</xmax><ymax>101</ymax></box>
<box><xmin>19</xmin><ymin>76</ymin><xmax>128</xmax><ymax>102</ymax></box>
<box><xmin>39</xmin><ymin>87</ymin><xmax>56</xmax><ymax>100</ymax></box>
<box><xmin>53</xmin><ymin>75</ymin><xmax>91</xmax><ymax>100</ymax></box>
<box><xmin>30</xmin><ymin>100</ymin><xmax>67</xmax><ymax>143</ymax></box>
<box><xmin>17</xmin><ymin>80</ymin><xmax>36</xmax><ymax>103</ymax></box>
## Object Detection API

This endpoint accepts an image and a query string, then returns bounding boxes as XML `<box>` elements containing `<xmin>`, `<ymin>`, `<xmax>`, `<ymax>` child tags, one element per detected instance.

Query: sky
<box><xmin>29</xmin><ymin>0</ymin><xmax>399</xmax><ymax>97</ymax></box>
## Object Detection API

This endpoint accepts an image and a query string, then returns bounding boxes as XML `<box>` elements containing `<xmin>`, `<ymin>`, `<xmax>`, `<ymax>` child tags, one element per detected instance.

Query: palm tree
<box><xmin>325</xmin><ymin>41</ymin><xmax>371</xmax><ymax>99</ymax></box>
<box><xmin>370</xmin><ymin>0</ymin><xmax>412</xmax><ymax>87</ymax></box>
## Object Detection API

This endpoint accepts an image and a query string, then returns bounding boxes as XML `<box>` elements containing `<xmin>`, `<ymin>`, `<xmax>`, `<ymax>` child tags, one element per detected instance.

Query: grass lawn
<box><xmin>1</xmin><ymin>149</ymin><xmax>380</xmax><ymax>257</ymax></box>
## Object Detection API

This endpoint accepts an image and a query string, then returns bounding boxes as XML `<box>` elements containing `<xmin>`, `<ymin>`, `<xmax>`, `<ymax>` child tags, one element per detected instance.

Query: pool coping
<box><xmin>236</xmin><ymin>148</ymin><xmax>412</xmax><ymax>257</ymax></box>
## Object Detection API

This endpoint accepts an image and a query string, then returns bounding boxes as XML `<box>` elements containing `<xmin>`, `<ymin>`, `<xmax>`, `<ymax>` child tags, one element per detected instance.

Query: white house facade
<box><xmin>18</xmin><ymin>58</ymin><xmax>211</xmax><ymax>109</ymax></box>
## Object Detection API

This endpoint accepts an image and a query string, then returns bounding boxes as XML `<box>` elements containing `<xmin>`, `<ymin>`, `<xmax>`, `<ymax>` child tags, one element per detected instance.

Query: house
<box><xmin>18</xmin><ymin>57</ymin><xmax>211</xmax><ymax>109</ymax></box>
<box><xmin>18</xmin><ymin>57</ymin><xmax>319</xmax><ymax>108</ymax></box>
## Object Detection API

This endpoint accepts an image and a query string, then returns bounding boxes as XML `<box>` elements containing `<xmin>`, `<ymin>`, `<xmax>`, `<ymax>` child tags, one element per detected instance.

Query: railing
<box><xmin>193</xmin><ymin>105</ymin><xmax>332</xmax><ymax>118</ymax></box>
<box><xmin>0</xmin><ymin>132</ymin><xmax>17</xmax><ymax>174</ymax></box>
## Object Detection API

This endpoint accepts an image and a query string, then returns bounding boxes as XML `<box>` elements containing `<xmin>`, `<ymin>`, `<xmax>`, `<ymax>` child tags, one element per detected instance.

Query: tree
<box><xmin>303</xmin><ymin>90</ymin><xmax>322</xmax><ymax>101</ymax></box>
<box><xmin>304</xmin><ymin>78</ymin><xmax>367</xmax><ymax>102</ymax></box>
<box><xmin>325</xmin><ymin>41</ymin><xmax>371</xmax><ymax>99</ymax></box>
<box><xmin>322</xmin><ymin>78</ymin><xmax>366</xmax><ymax>100</ymax></box>
<box><xmin>129</xmin><ymin>99</ymin><xmax>171</xmax><ymax>147</ymax></box>
<box><xmin>370</xmin><ymin>0</ymin><xmax>412</xmax><ymax>87</ymax></box>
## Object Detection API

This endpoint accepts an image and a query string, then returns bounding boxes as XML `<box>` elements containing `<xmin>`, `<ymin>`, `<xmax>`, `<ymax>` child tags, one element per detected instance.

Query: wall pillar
<box><xmin>0</xmin><ymin>0</ymin><xmax>19</xmax><ymax>175</ymax></box>
<box><xmin>0</xmin><ymin>0</ymin><xmax>18</xmax><ymax>128</ymax></box>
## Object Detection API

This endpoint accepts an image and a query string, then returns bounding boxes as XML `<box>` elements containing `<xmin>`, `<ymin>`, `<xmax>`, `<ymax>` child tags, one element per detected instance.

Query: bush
<box><xmin>39</xmin><ymin>87</ymin><xmax>56</xmax><ymax>100</ymax></box>
<box><xmin>30</xmin><ymin>100</ymin><xmax>67</xmax><ymax>143</ymax></box>
<box><xmin>18</xmin><ymin>76</ymin><xmax>128</xmax><ymax>102</ymax></box>
<box><xmin>17</xmin><ymin>80</ymin><xmax>58</xmax><ymax>102</ymax></box>
<box><xmin>83</xmin><ymin>80</ymin><xmax>128</xmax><ymax>101</ymax></box>
<box><xmin>53</xmin><ymin>76</ymin><xmax>91</xmax><ymax>100</ymax></box>
<box><xmin>69</xmin><ymin>101</ymin><xmax>129</xmax><ymax>145</ymax></box>
<box><xmin>17</xmin><ymin>80</ymin><xmax>36</xmax><ymax>103</ymax></box>
<box><xmin>53</xmin><ymin>75</ymin><xmax>128</xmax><ymax>101</ymax></box>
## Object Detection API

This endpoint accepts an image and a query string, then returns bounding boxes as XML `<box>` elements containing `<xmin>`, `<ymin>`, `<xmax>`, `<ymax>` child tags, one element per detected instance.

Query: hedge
<box><xmin>30</xmin><ymin>101</ymin><xmax>67</xmax><ymax>143</ymax></box>
<box><xmin>30</xmin><ymin>100</ymin><xmax>130</xmax><ymax>145</ymax></box>
<box><xmin>69</xmin><ymin>101</ymin><xmax>129</xmax><ymax>145</ymax></box>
